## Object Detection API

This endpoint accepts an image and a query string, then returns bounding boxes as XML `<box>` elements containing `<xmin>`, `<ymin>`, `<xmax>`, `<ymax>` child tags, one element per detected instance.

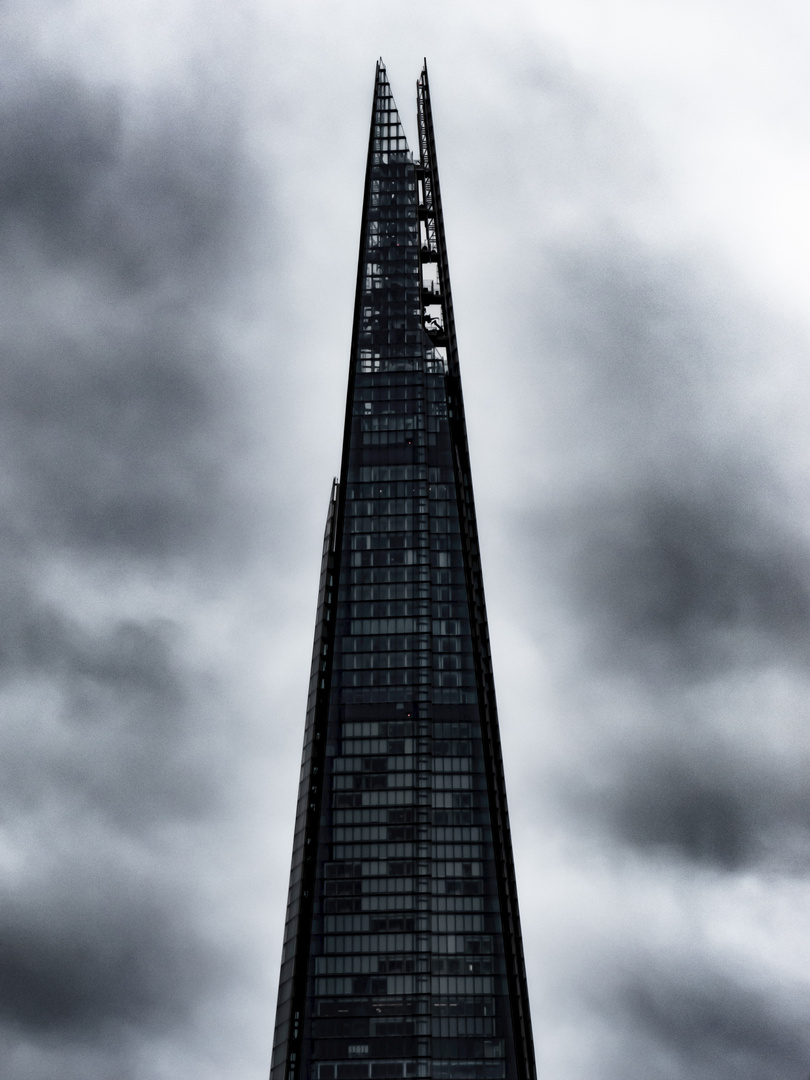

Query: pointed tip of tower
<box><xmin>375</xmin><ymin>58</ymin><xmax>392</xmax><ymax>94</ymax></box>
<box><xmin>369</xmin><ymin>58</ymin><xmax>410</xmax><ymax>156</ymax></box>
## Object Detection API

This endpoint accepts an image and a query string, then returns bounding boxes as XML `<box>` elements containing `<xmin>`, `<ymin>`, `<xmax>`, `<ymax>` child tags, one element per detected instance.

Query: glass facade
<box><xmin>271</xmin><ymin>62</ymin><xmax>536</xmax><ymax>1080</ymax></box>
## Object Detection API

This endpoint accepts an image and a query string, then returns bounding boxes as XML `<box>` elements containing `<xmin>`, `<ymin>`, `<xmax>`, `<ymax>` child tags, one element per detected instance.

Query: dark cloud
<box><xmin>0</xmin><ymin>63</ymin><xmax>240</xmax><ymax>291</ymax></box>
<box><xmin>609</xmin><ymin>761</ymin><xmax>750</xmax><ymax>868</ymax></box>
<box><xmin>559</xmin><ymin>714</ymin><xmax>810</xmax><ymax>871</ymax></box>
<box><xmin>509</xmin><ymin>227</ymin><xmax>810</xmax><ymax>882</ymax></box>
<box><xmin>0</xmin><ymin>55</ymin><xmax>255</xmax><ymax>561</ymax></box>
<box><xmin>0</xmin><ymin>602</ymin><xmax>218</xmax><ymax>830</ymax></box>
<box><xmin>559</xmin><ymin>481</ymin><xmax>810</xmax><ymax>678</ymax></box>
<box><xmin>0</xmin><ymin>38</ymin><xmax>264</xmax><ymax>1078</ymax></box>
<box><xmin>602</xmin><ymin>957</ymin><xmax>810</xmax><ymax>1080</ymax></box>
<box><xmin>0</xmin><ymin>871</ymin><xmax>222</xmax><ymax>1037</ymax></box>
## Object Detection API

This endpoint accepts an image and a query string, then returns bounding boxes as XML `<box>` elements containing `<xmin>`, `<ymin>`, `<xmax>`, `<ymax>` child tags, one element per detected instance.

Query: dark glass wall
<box><xmin>271</xmin><ymin>62</ymin><xmax>536</xmax><ymax>1080</ymax></box>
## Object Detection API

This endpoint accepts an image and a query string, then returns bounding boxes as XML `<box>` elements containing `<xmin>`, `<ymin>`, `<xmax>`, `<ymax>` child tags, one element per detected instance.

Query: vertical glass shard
<box><xmin>271</xmin><ymin>61</ymin><xmax>537</xmax><ymax>1080</ymax></box>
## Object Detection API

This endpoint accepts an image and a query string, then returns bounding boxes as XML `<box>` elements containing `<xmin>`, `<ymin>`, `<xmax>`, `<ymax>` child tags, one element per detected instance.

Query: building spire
<box><xmin>270</xmin><ymin>62</ymin><xmax>536</xmax><ymax>1080</ymax></box>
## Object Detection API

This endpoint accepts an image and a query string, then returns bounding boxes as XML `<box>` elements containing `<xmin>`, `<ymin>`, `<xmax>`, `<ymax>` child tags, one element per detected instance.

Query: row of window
<box><xmin>366</xmin><ymin>189</ymin><xmax>416</xmax><ymax>209</ymax></box>
<box><xmin>349</xmin><ymin>399</ymin><xmax>447</xmax><ymax>417</ymax></box>
<box><xmin>348</xmin><ymin>552</ymin><xmax>430</xmax><ymax>570</ymax></box>
<box><xmin>347</xmin><ymin>585</ymin><xmax>431</xmax><ymax>600</ymax></box>
<box><xmin>315</xmin><ymin>1062</ymin><xmax>423</xmax><ymax>1079</ymax></box>
<box><xmin>324</xmin><ymin>878</ymin><xmax>417</xmax><ymax>896</ymax></box>
<box><xmin>312</xmin><ymin>1034</ymin><xmax>503</xmax><ymax>1060</ymax></box>
<box><xmin>332</xmin><ymin>790</ymin><xmax>417</xmax><ymax>808</ymax></box>
<box><xmin>324</xmin><ymin>882</ymin><xmax>487</xmax><ymax>902</ymax></box>
<box><xmin>345</xmin><ymin>588</ymin><xmax>466</xmax><ymax>606</ymax></box>
<box><xmin>320</xmin><ymin>934</ymin><xmax>492</xmax><ymax>955</ymax></box>
<box><xmin>339</xmin><ymin>724</ymin><xmax>417</xmax><ymax>738</ymax></box>
<box><xmin>337</xmin><ymin>637</ymin><xmax>467</xmax><ymax>655</ymax></box>
<box><xmin>330</xmin><ymin>843</ymin><xmax>483</xmax><ymax>861</ymax></box>
<box><xmin>355</xmin><ymin>417</ymin><xmax>422</xmax><ymax>432</ymax></box>
<box><xmin>335</xmin><ymin>741</ymin><xmax>473</xmax><ymax>757</ymax></box>
<box><xmin>310</xmin><ymin>1016</ymin><xmax>500</xmax><ymax>1041</ymax></box>
<box><xmin>355</xmin><ymin>422</ymin><xmax>454</xmax><ymax>441</ymax></box>
<box><xmin>312</xmin><ymin>1019</ymin><xmax>422</xmax><ymax>1038</ymax></box>
<box><xmin>321</xmin><ymin>895</ymin><xmax>488</xmax><ymax>914</ymax></box>
<box><xmin>313</xmin><ymin>975</ymin><xmax>498</xmax><ymax>998</ymax></box>
<box><xmin>334</xmin><ymin>674</ymin><xmax>429</xmax><ymax>690</ymax></box>
<box><xmin>331</xmin><ymin>760</ymin><xmax>476</xmax><ymax>781</ymax></box>
<box><xmin>344</xmin><ymin>603</ymin><xmax>467</xmax><ymax>623</ymax></box>
<box><xmin>322</xmin><ymin>915</ymin><xmax>419</xmax><ymax>933</ymax></box>
<box><xmin>320</xmin><ymin>906</ymin><xmax>489</xmax><ymax>932</ymax></box>
<box><xmin>345</xmin><ymin>573</ymin><xmax>432</xmax><ymax>589</ymax></box>
<box><xmin>346</xmin><ymin>618</ymin><xmax>427</xmax><ymax>635</ymax></box>
<box><xmin>346</xmin><ymin>528</ymin><xmax>429</xmax><ymax>548</ymax></box>
<box><xmin>352</xmin><ymin>401</ymin><xmax>425</xmax><ymax>420</ymax></box>
<box><xmin>346</xmin><ymin>500</ymin><xmax>455</xmax><ymax>517</ymax></box>
<box><xmin>329</xmin><ymin>825</ymin><xmax>483</xmax><ymax>844</ymax></box>
<box><xmin>366</xmin><ymin>193</ymin><xmax>415</xmax><ymax>213</ymax></box>
<box><xmin>323</xmin><ymin>895</ymin><xmax>418</xmax><ymax>913</ymax></box>
<box><xmin>336</xmin><ymin>688</ymin><xmax>477</xmax><ymax>706</ymax></box>
<box><xmin>332</xmin><ymin>773</ymin><xmax>423</xmax><ymax>791</ymax></box>
<box><xmin>327</xmin><ymin>807</ymin><xmax>431</xmax><ymax>825</ymax></box>
<box><xmin>337</xmin><ymin>723</ymin><xmax>472</xmax><ymax>739</ymax></box>
<box><xmin>333</xmin><ymin>743</ymin><xmax>414</xmax><ymax>758</ymax></box>
<box><xmin>336</xmin><ymin>656</ymin><xmax>473</xmax><ymax>673</ymax></box>
<box><xmin>363</xmin><ymin>248</ymin><xmax>418</xmax><ymax>268</ymax></box>
<box><xmin>431</xmin><ymin>772</ymin><xmax>477</xmax><ymax>787</ymax></box>
<box><xmin>324</xmin><ymin>860</ymin><xmax>483</xmax><ymax>879</ymax></box>
<box><xmin>314</xmin><ymin>976</ymin><xmax>422</xmax><ymax>997</ymax></box>
<box><xmin>369</xmin><ymin>175</ymin><xmax>415</xmax><ymax>191</ymax></box>
<box><xmin>332</xmin><ymin>774</ymin><xmax>480</xmax><ymax>795</ymax></box>
<box><xmin>336</xmin><ymin>639</ymin><xmax>432</xmax><ymax>656</ymax></box>
<box><xmin>345</xmin><ymin>619</ymin><xmax>470</xmax><ymax>637</ymax></box>
<box><xmin>341</xmin><ymin>603</ymin><xmax>437</xmax><ymax>620</ymax></box>
<box><xmin>345</xmin><ymin>509</ymin><xmax>458</xmax><ymax>526</ymax></box>
<box><xmin>334</xmin><ymin>648</ymin><xmax>432</xmax><ymax>665</ymax></box>
<box><xmin>353</xmin><ymin>368</ymin><xmax>428</xmax><ymax>385</ymax></box>
<box><xmin>315</xmin><ymin>956</ymin><xmax>425</xmax><ymax>975</ymax></box>
<box><xmin>334</xmin><ymin>669</ymin><xmax>475</xmax><ymax>686</ymax></box>
<box><xmin>347</xmin><ymin>465</ymin><xmax>455</xmax><ymax>483</ymax></box>
<box><xmin>321</xmin><ymin>933</ymin><xmax>419</xmax><ymax>950</ymax></box>
<box><xmin>330</xmin><ymin>843</ymin><xmax>416</xmax><ymax>859</ymax></box>
<box><xmin>314</xmin><ymin>1065</ymin><xmax>504</xmax><ymax>1080</ymax></box>
<box><xmin>329</xmin><ymin>813</ymin><xmax>482</xmax><ymax>830</ymax></box>
<box><xmin>359</xmin><ymin>432</ymin><xmax>430</xmax><ymax>448</ymax></box>
<box><xmin>356</xmin><ymin>357</ymin><xmax>421</xmax><ymax>373</ymax></box>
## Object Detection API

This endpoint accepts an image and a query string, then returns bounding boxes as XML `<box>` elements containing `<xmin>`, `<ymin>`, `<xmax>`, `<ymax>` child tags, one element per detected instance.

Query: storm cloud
<box><xmin>0</xmin><ymin>27</ymin><xmax>267</xmax><ymax>1079</ymax></box>
<box><xmin>1</xmin><ymin>2</ymin><xmax>809</xmax><ymax>1079</ymax></box>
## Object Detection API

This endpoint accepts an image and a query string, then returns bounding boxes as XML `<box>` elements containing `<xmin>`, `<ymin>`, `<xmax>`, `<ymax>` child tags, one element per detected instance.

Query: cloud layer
<box><xmin>2</xmin><ymin>2</ymin><xmax>809</xmax><ymax>1079</ymax></box>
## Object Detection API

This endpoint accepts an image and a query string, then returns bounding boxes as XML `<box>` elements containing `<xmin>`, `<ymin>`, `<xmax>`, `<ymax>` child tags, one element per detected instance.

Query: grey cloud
<box><xmin>0</xmin><ymin>65</ymin><xmax>241</xmax><ymax>292</ymax></box>
<box><xmin>0</xmin><ymin>39</ymin><xmax>265</xmax><ymax>1077</ymax></box>
<box><xmin>0</xmin><ymin>54</ymin><xmax>256</xmax><ymax>562</ymax></box>
<box><xmin>0</xmin><ymin>869</ymin><xmax>222</xmax><ymax>1038</ymax></box>
<box><xmin>509</xmin><ymin>226</ymin><xmax>810</xmax><ymax>879</ymax></box>
<box><xmin>608</xmin><ymin>754</ymin><xmax>810</xmax><ymax>870</ymax></box>
<box><xmin>528</xmin><ymin>236</ymin><xmax>763</xmax><ymax>469</ymax></box>
<box><xmin>519</xmin><ymin>231</ymin><xmax>810</xmax><ymax>679</ymax></box>
<box><xmin>557</xmin><ymin>481</ymin><xmax>810</xmax><ymax>679</ymax></box>
<box><xmin>602</xmin><ymin>957</ymin><xmax>810</xmax><ymax>1080</ymax></box>
<box><xmin>0</xmin><ymin>589</ymin><xmax>219</xmax><ymax>829</ymax></box>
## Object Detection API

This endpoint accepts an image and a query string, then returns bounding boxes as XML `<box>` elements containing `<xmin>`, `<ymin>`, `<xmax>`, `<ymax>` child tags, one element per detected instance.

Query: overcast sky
<box><xmin>2</xmin><ymin>1</ymin><xmax>810</xmax><ymax>1078</ymax></box>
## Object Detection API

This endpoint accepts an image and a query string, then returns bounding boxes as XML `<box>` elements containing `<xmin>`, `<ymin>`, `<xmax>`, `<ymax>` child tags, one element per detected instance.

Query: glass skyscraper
<box><xmin>271</xmin><ymin>61</ymin><xmax>536</xmax><ymax>1080</ymax></box>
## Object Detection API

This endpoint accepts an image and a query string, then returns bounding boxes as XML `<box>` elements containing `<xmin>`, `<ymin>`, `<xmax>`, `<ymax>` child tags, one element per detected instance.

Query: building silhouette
<box><xmin>271</xmin><ymin>60</ymin><xmax>536</xmax><ymax>1080</ymax></box>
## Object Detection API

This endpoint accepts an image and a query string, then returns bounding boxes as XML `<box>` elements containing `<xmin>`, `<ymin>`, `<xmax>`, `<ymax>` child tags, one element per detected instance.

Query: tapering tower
<box><xmin>271</xmin><ymin>61</ymin><xmax>536</xmax><ymax>1080</ymax></box>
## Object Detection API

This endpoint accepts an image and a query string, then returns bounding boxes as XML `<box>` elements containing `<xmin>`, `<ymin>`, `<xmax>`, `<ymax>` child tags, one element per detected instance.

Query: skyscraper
<box><xmin>271</xmin><ymin>61</ymin><xmax>536</xmax><ymax>1080</ymax></box>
